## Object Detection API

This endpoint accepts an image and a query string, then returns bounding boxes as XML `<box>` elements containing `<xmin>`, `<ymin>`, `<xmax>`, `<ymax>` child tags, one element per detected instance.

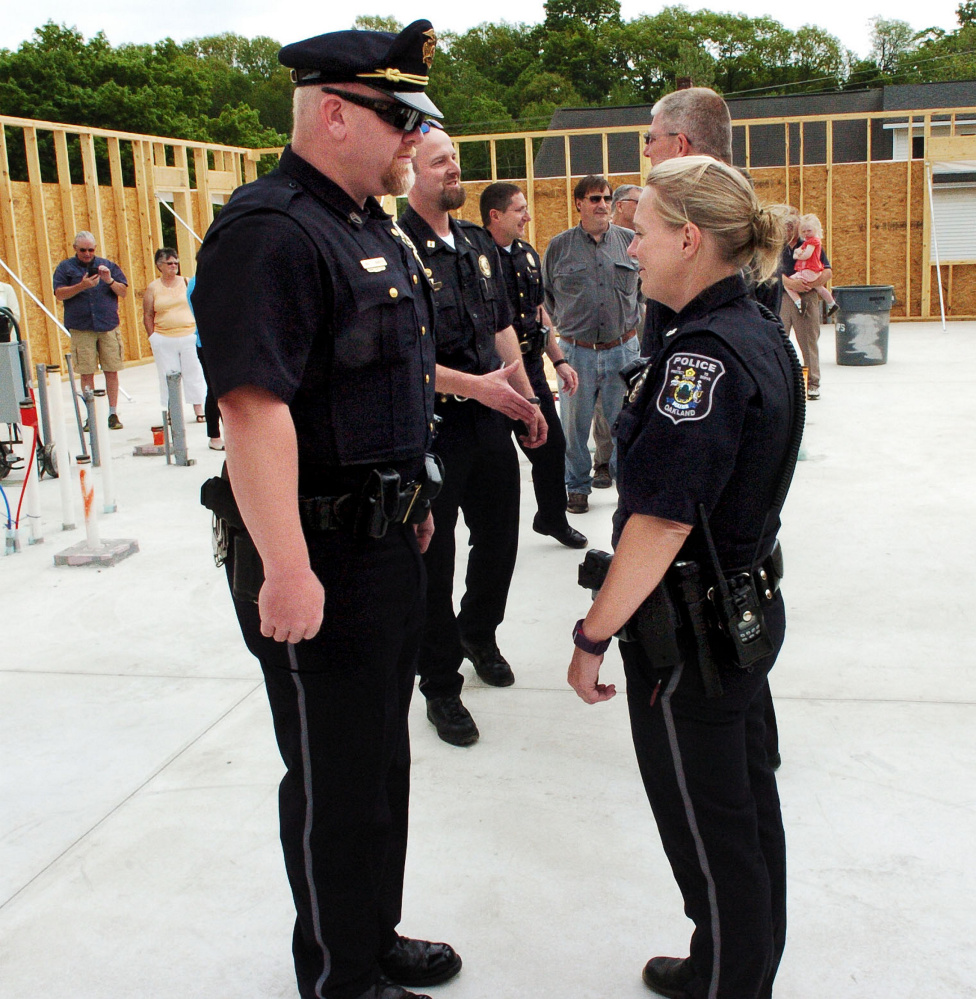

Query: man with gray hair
<box><xmin>53</xmin><ymin>230</ymin><xmax>128</xmax><ymax>427</ymax></box>
<box><xmin>642</xmin><ymin>86</ymin><xmax>733</xmax><ymax>166</ymax></box>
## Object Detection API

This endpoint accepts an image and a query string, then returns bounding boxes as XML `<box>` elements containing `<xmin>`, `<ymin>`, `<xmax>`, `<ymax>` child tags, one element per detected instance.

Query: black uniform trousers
<box><xmin>512</xmin><ymin>353</ymin><xmax>570</xmax><ymax>532</ymax></box>
<box><xmin>622</xmin><ymin>595</ymin><xmax>787</xmax><ymax>999</ymax></box>
<box><xmin>419</xmin><ymin>400</ymin><xmax>520</xmax><ymax>700</ymax></box>
<box><xmin>228</xmin><ymin>524</ymin><xmax>426</xmax><ymax>999</ymax></box>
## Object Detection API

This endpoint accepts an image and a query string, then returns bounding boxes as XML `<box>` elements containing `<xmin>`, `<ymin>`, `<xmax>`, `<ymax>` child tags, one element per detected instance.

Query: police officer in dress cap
<box><xmin>194</xmin><ymin>21</ymin><xmax>461</xmax><ymax>999</ymax></box>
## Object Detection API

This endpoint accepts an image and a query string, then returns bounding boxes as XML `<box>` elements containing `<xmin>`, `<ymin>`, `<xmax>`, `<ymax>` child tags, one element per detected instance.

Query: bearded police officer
<box><xmin>481</xmin><ymin>181</ymin><xmax>586</xmax><ymax>550</ymax></box>
<box><xmin>398</xmin><ymin>126</ymin><xmax>547</xmax><ymax>747</ymax></box>
<box><xmin>194</xmin><ymin>22</ymin><xmax>460</xmax><ymax>999</ymax></box>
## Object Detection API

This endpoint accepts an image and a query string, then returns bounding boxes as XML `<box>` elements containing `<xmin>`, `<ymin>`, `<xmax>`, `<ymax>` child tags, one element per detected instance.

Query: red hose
<box><xmin>14</xmin><ymin>425</ymin><xmax>38</xmax><ymax>528</ymax></box>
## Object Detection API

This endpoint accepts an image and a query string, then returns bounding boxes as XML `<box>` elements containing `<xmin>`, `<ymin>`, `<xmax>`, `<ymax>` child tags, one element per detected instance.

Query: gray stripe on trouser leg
<box><xmin>661</xmin><ymin>662</ymin><xmax>722</xmax><ymax>999</ymax></box>
<box><xmin>288</xmin><ymin>642</ymin><xmax>332</xmax><ymax>998</ymax></box>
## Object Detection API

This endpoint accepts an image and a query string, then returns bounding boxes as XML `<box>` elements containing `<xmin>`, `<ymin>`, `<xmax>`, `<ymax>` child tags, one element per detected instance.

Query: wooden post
<box><xmin>906</xmin><ymin>117</ymin><xmax>913</xmax><ymax>317</ymax></box>
<box><xmin>53</xmin><ymin>130</ymin><xmax>77</xmax><ymax>246</ymax></box>
<box><xmin>745</xmin><ymin>124</ymin><xmax>751</xmax><ymax>170</ymax></box>
<box><xmin>825</xmin><ymin>120</ymin><xmax>833</xmax><ymax>263</ymax></box>
<box><xmin>866</xmin><ymin>120</ymin><xmax>872</xmax><ymax>285</ymax></box>
<box><xmin>132</xmin><ymin>140</ymin><xmax>155</xmax><ymax>289</ymax></box>
<box><xmin>23</xmin><ymin>126</ymin><xmax>62</xmax><ymax>363</ymax></box>
<box><xmin>489</xmin><ymin>138</ymin><xmax>498</xmax><ymax>181</ymax></box>
<box><xmin>171</xmin><ymin>144</ymin><xmax>197</xmax><ymax>272</ymax></box>
<box><xmin>107</xmin><ymin>136</ymin><xmax>141</xmax><ymax>361</ymax></box>
<box><xmin>194</xmin><ymin>147</ymin><xmax>215</xmax><ymax>236</ymax></box>
<box><xmin>601</xmin><ymin>131</ymin><xmax>609</xmax><ymax>178</ymax></box>
<box><xmin>243</xmin><ymin>149</ymin><xmax>259</xmax><ymax>184</ymax></box>
<box><xmin>0</xmin><ymin>124</ymin><xmax>28</xmax><ymax>344</ymax></box>
<box><xmin>524</xmin><ymin>136</ymin><xmax>536</xmax><ymax>247</ymax></box>
<box><xmin>80</xmin><ymin>132</ymin><xmax>106</xmax><ymax>250</ymax></box>
<box><xmin>564</xmin><ymin>134</ymin><xmax>573</xmax><ymax>229</ymax></box>
<box><xmin>921</xmin><ymin>116</ymin><xmax>933</xmax><ymax>319</ymax></box>
<box><xmin>784</xmin><ymin>123</ymin><xmax>790</xmax><ymax>205</ymax></box>
<box><xmin>799</xmin><ymin>122</ymin><xmax>804</xmax><ymax>211</ymax></box>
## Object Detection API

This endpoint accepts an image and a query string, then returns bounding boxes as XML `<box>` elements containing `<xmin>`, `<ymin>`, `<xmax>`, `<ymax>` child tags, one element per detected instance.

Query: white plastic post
<box><xmin>46</xmin><ymin>366</ymin><xmax>76</xmax><ymax>530</ymax></box>
<box><xmin>92</xmin><ymin>389</ymin><xmax>117</xmax><ymax>513</ymax></box>
<box><xmin>17</xmin><ymin>424</ymin><xmax>43</xmax><ymax>545</ymax></box>
<box><xmin>75</xmin><ymin>456</ymin><xmax>100</xmax><ymax>549</ymax></box>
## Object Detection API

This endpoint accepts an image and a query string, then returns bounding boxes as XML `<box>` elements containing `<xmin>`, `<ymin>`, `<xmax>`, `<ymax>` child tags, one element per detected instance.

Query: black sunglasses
<box><xmin>586</xmin><ymin>194</ymin><xmax>613</xmax><ymax>203</ymax></box>
<box><xmin>321</xmin><ymin>87</ymin><xmax>427</xmax><ymax>133</ymax></box>
<box><xmin>420</xmin><ymin>119</ymin><xmax>445</xmax><ymax>134</ymax></box>
<box><xmin>642</xmin><ymin>129</ymin><xmax>681</xmax><ymax>144</ymax></box>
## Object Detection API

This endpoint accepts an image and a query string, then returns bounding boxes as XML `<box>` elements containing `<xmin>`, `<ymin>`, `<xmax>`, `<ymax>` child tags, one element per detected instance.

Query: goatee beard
<box><xmin>438</xmin><ymin>186</ymin><xmax>466</xmax><ymax>212</ymax></box>
<box><xmin>382</xmin><ymin>157</ymin><xmax>415</xmax><ymax>197</ymax></box>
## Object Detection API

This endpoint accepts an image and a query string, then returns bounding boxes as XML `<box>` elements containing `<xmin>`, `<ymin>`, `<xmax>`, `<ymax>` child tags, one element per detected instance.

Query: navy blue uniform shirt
<box><xmin>52</xmin><ymin>256</ymin><xmax>127</xmax><ymax>332</ymax></box>
<box><xmin>398</xmin><ymin>207</ymin><xmax>513</xmax><ymax>378</ymax></box>
<box><xmin>615</xmin><ymin>274</ymin><xmax>795</xmax><ymax>569</ymax></box>
<box><xmin>193</xmin><ymin>145</ymin><xmax>437</xmax><ymax>491</ymax></box>
<box><xmin>496</xmin><ymin>236</ymin><xmax>544</xmax><ymax>345</ymax></box>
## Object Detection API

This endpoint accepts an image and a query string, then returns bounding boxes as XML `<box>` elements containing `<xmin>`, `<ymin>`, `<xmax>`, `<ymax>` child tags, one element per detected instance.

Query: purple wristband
<box><xmin>573</xmin><ymin>618</ymin><xmax>611</xmax><ymax>655</ymax></box>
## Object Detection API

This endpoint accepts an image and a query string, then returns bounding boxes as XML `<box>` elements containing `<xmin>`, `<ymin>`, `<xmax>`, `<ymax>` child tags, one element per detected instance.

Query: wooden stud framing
<box><xmin>922</xmin><ymin>115</ymin><xmax>933</xmax><ymax>318</ymax></box>
<box><xmin>524</xmin><ymin>136</ymin><xmax>536</xmax><ymax>247</ymax></box>
<box><xmin>80</xmin><ymin>133</ymin><xmax>105</xmax><ymax>250</ymax></box>
<box><xmin>489</xmin><ymin>139</ymin><xmax>498</xmax><ymax>181</ymax></box>
<box><xmin>53</xmin><ymin>131</ymin><xmax>76</xmax><ymax>244</ymax></box>
<box><xmin>564</xmin><ymin>135</ymin><xmax>573</xmax><ymax>229</ymax></box>
<box><xmin>866</xmin><ymin>120</ymin><xmax>872</xmax><ymax>285</ymax></box>
<box><xmin>601</xmin><ymin>132</ymin><xmax>609</xmax><ymax>179</ymax></box>
<box><xmin>825</xmin><ymin>120</ymin><xmax>833</xmax><ymax>263</ymax></box>
<box><xmin>784</xmin><ymin>123</ymin><xmax>790</xmax><ymax>206</ymax></box>
<box><xmin>0</xmin><ymin>124</ymin><xmax>27</xmax><ymax>342</ymax></box>
<box><xmin>107</xmin><ymin>136</ymin><xmax>141</xmax><ymax>359</ymax></box>
<box><xmin>799</xmin><ymin>122</ymin><xmax>804</xmax><ymax>211</ymax></box>
<box><xmin>745</xmin><ymin>123</ymin><xmax>751</xmax><ymax>170</ymax></box>
<box><xmin>170</xmin><ymin>144</ymin><xmax>197</xmax><ymax>271</ymax></box>
<box><xmin>906</xmin><ymin>116</ymin><xmax>913</xmax><ymax>316</ymax></box>
<box><xmin>23</xmin><ymin>126</ymin><xmax>60</xmax><ymax>363</ymax></box>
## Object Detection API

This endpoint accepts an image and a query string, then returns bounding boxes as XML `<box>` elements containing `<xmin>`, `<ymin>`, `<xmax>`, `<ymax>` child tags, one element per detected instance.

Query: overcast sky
<box><xmin>0</xmin><ymin>1</ymin><xmax>964</xmax><ymax>65</ymax></box>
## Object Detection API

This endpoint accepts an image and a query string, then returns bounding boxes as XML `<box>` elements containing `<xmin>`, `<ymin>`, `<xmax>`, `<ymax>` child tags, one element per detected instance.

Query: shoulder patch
<box><xmin>656</xmin><ymin>352</ymin><xmax>725</xmax><ymax>425</ymax></box>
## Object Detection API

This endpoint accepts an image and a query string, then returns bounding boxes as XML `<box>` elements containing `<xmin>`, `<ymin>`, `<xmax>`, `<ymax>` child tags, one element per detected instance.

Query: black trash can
<box><xmin>832</xmin><ymin>285</ymin><xmax>895</xmax><ymax>366</ymax></box>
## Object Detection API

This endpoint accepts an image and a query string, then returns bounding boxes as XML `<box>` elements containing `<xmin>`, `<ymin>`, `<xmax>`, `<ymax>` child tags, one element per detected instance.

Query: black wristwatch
<box><xmin>573</xmin><ymin>618</ymin><xmax>612</xmax><ymax>655</ymax></box>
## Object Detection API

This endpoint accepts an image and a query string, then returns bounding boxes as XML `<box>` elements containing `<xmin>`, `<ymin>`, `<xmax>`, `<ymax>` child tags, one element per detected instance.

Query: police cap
<box><xmin>279</xmin><ymin>19</ymin><xmax>443</xmax><ymax>118</ymax></box>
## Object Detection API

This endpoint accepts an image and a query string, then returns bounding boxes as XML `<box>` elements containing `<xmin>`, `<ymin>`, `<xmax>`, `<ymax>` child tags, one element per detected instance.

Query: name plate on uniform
<box><xmin>360</xmin><ymin>257</ymin><xmax>388</xmax><ymax>273</ymax></box>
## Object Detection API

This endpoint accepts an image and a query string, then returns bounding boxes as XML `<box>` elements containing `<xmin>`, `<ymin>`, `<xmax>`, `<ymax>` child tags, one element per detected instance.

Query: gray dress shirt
<box><xmin>542</xmin><ymin>223</ymin><xmax>640</xmax><ymax>344</ymax></box>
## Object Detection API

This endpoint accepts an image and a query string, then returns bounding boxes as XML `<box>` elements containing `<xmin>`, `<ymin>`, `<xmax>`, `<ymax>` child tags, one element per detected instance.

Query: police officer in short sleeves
<box><xmin>568</xmin><ymin>158</ymin><xmax>799</xmax><ymax>999</ymax></box>
<box><xmin>194</xmin><ymin>23</ymin><xmax>461</xmax><ymax>999</ymax></box>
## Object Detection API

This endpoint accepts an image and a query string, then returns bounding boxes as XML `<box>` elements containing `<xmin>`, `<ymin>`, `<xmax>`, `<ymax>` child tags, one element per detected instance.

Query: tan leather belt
<box><xmin>559</xmin><ymin>329</ymin><xmax>636</xmax><ymax>351</ymax></box>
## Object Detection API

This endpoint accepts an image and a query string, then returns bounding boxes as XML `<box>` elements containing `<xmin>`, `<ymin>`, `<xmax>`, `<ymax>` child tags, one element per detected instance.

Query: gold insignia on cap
<box><xmin>360</xmin><ymin>257</ymin><xmax>388</xmax><ymax>273</ymax></box>
<box><xmin>478</xmin><ymin>254</ymin><xmax>492</xmax><ymax>279</ymax></box>
<box><xmin>422</xmin><ymin>28</ymin><xmax>437</xmax><ymax>68</ymax></box>
<box><xmin>357</xmin><ymin>68</ymin><xmax>429</xmax><ymax>85</ymax></box>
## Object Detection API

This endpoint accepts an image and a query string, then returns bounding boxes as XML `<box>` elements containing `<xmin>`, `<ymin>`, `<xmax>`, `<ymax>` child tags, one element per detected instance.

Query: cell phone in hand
<box><xmin>86</xmin><ymin>263</ymin><xmax>99</xmax><ymax>276</ymax></box>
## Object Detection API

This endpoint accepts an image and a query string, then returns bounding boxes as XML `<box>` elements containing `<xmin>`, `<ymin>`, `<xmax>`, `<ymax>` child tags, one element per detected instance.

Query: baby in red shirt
<box><xmin>787</xmin><ymin>214</ymin><xmax>838</xmax><ymax>317</ymax></box>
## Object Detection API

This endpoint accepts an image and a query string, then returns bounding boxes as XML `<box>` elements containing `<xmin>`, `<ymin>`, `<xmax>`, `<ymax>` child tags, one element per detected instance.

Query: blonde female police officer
<box><xmin>194</xmin><ymin>22</ymin><xmax>461</xmax><ymax>999</ymax></box>
<box><xmin>568</xmin><ymin>158</ymin><xmax>801</xmax><ymax>999</ymax></box>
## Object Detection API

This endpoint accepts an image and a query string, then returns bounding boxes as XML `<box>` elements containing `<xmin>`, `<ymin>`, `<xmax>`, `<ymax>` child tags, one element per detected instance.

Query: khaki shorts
<box><xmin>70</xmin><ymin>328</ymin><xmax>125</xmax><ymax>374</ymax></box>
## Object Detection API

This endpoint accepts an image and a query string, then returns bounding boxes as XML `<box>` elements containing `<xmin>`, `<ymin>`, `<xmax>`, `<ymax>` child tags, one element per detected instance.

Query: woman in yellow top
<box><xmin>143</xmin><ymin>248</ymin><xmax>207</xmax><ymax>422</ymax></box>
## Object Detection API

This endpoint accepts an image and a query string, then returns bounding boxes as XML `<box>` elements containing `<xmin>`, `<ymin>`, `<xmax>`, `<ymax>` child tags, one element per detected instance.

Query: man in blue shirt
<box><xmin>53</xmin><ymin>231</ymin><xmax>128</xmax><ymax>428</ymax></box>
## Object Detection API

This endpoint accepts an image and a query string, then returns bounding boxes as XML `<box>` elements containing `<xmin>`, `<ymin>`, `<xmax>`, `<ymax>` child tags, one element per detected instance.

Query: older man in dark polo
<box><xmin>53</xmin><ymin>231</ymin><xmax>128</xmax><ymax>428</ymax></box>
<box><xmin>542</xmin><ymin>175</ymin><xmax>640</xmax><ymax>515</ymax></box>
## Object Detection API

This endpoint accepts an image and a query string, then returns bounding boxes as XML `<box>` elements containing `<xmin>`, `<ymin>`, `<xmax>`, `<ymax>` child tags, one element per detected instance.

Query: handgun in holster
<box><xmin>200</xmin><ymin>466</ymin><xmax>264</xmax><ymax>603</ymax></box>
<box><xmin>357</xmin><ymin>468</ymin><xmax>403</xmax><ymax>539</ymax></box>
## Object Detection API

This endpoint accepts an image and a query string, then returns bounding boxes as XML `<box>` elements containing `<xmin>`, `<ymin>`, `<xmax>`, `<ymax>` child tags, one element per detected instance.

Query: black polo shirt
<box><xmin>615</xmin><ymin>275</ymin><xmax>795</xmax><ymax>568</ymax></box>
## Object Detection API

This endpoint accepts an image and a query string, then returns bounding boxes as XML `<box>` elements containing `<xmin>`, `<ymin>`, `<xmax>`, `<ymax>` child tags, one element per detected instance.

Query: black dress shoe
<box><xmin>533</xmin><ymin>518</ymin><xmax>588</xmax><ymax>549</ymax></box>
<box><xmin>642</xmin><ymin>956</ymin><xmax>694</xmax><ymax>998</ymax></box>
<box><xmin>460</xmin><ymin>638</ymin><xmax>515</xmax><ymax>686</ymax></box>
<box><xmin>379</xmin><ymin>935</ymin><xmax>462</xmax><ymax>988</ymax></box>
<box><xmin>356</xmin><ymin>984</ymin><xmax>432</xmax><ymax>999</ymax></box>
<box><xmin>426</xmin><ymin>695</ymin><xmax>479</xmax><ymax>746</ymax></box>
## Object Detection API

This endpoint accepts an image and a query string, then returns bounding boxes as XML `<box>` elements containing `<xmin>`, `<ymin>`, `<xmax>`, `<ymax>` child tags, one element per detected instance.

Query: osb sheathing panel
<box><xmin>868</xmin><ymin>162</ymin><xmax>914</xmax><ymax>317</ymax></box>
<box><xmin>945</xmin><ymin>264</ymin><xmax>976</xmax><ymax>315</ymax></box>
<box><xmin>7</xmin><ymin>179</ymin><xmax>143</xmax><ymax>367</ymax></box>
<box><xmin>831</xmin><ymin>164</ymin><xmax>868</xmax><ymax>286</ymax></box>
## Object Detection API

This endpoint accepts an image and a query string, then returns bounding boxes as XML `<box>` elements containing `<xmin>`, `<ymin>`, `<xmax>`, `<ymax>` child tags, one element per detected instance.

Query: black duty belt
<box><xmin>299</xmin><ymin>479</ymin><xmax>426</xmax><ymax>533</ymax></box>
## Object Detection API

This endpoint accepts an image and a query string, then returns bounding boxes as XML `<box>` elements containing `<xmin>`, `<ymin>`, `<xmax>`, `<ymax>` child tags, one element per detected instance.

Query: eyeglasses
<box><xmin>585</xmin><ymin>194</ymin><xmax>613</xmax><ymax>203</ymax></box>
<box><xmin>616</xmin><ymin>198</ymin><xmax>640</xmax><ymax>206</ymax></box>
<box><xmin>419</xmin><ymin>119</ymin><xmax>445</xmax><ymax>134</ymax></box>
<box><xmin>76</xmin><ymin>247</ymin><xmax>96</xmax><ymax>253</ymax></box>
<box><xmin>163</xmin><ymin>260</ymin><xmax>180</xmax><ymax>265</ymax></box>
<box><xmin>642</xmin><ymin>130</ymin><xmax>681</xmax><ymax>145</ymax></box>
<box><xmin>321</xmin><ymin>87</ymin><xmax>427</xmax><ymax>133</ymax></box>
